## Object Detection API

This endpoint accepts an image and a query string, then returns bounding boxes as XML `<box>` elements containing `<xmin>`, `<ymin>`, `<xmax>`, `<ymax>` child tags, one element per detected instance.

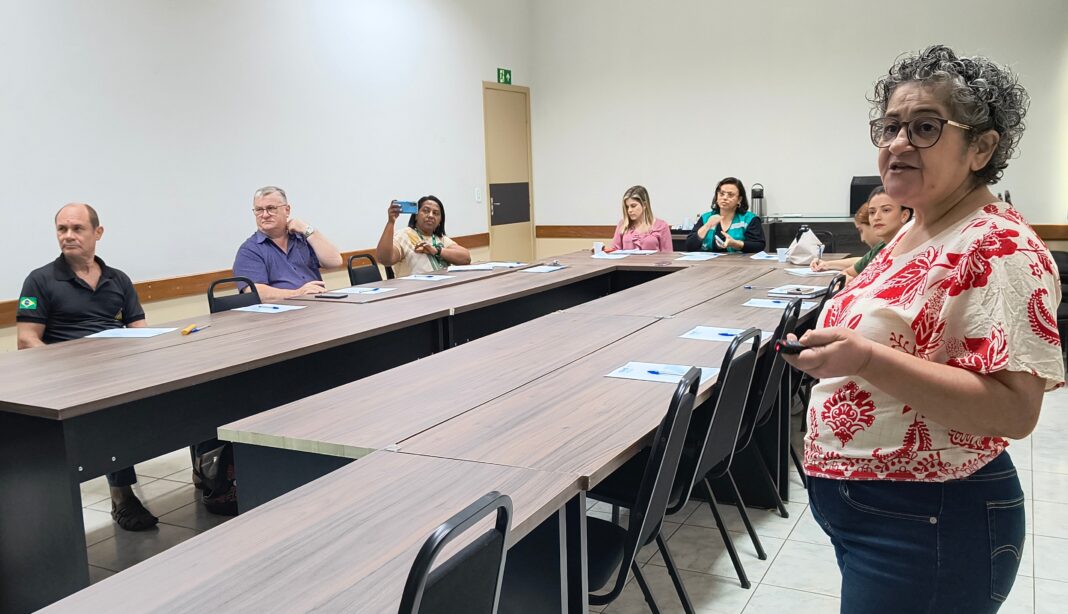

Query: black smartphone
<box><xmin>316</xmin><ymin>293</ymin><xmax>347</xmax><ymax>299</ymax></box>
<box><xmin>775</xmin><ymin>339</ymin><xmax>807</xmax><ymax>354</ymax></box>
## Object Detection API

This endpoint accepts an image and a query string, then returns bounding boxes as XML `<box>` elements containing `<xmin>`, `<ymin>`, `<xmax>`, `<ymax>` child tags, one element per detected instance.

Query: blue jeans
<box><xmin>808</xmin><ymin>452</ymin><xmax>1025</xmax><ymax>614</ymax></box>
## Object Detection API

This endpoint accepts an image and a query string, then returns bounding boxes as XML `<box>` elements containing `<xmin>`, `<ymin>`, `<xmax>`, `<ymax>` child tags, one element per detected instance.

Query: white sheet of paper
<box><xmin>591</xmin><ymin>253</ymin><xmax>628</xmax><ymax>259</ymax></box>
<box><xmin>675</xmin><ymin>252</ymin><xmax>719</xmax><ymax>261</ymax></box>
<box><xmin>750</xmin><ymin>251</ymin><xmax>780</xmax><ymax>260</ymax></box>
<box><xmin>613</xmin><ymin>249</ymin><xmax>658</xmax><ymax>255</ymax></box>
<box><xmin>233</xmin><ymin>303</ymin><xmax>307</xmax><ymax>313</ymax></box>
<box><xmin>86</xmin><ymin>327</ymin><xmax>177</xmax><ymax>339</ymax></box>
<box><xmin>605</xmin><ymin>362</ymin><xmax>719</xmax><ymax>385</ymax></box>
<box><xmin>485</xmin><ymin>261</ymin><xmax>527</xmax><ymax>268</ymax></box>
<box><xmin>335</xmin><ymin>286</ymin><xmax>397</xmax><ymax>295</ymax></box>
<box><xmin>679</xmin><ymin>326</ymin><xmax>774</xmax><ymax>342</ymax></box>
<box><xmin>400</xmin><ymin>274</ymin><xmax>454</xmax><ymax>281</ymax></box>
<box><xmin>767</xmin><ymin>284</ymin><xmax>826</xmax><ymax>298</ymax></box>
<box><xmin>448</xmin><ymin>264</ymin><xmax>495</xmax><ymax>271</ymax></box>
<box><xmin>785</xmin><ymin>267</ymin><xmax>841</xmax><ymax>277</ymax></box>
<box><xmin>521</xmin><ymin>265</ymin><xmax>567</xmax><ymax>273</ymax></box>
<box><xmin>744</xmin><ymin>298</ymin><xmax>819</xmax><ymax>310</ymax></box>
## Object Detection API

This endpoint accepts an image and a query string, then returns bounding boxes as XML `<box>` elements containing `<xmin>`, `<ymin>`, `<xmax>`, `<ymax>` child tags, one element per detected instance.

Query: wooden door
<box><xmin>483</xmin><ymin>83</ymin><xmax>535</xmax><ymax>262</ymax></box>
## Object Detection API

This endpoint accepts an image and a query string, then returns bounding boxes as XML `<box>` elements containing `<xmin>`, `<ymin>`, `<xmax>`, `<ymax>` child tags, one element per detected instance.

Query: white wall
<box><xmin>2</xmin><ymin>0</ymin><xmax>530</xmax><ymax>291</ymax></box>
<box><xmin>529</xmin><ymin>0</ymin><xmax>1068</xmax><ymax>228</ymax></box>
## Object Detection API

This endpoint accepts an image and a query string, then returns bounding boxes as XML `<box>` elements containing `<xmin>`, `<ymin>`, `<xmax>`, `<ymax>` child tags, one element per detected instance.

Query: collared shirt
<box><xmin>233</xmin><ymin>231</ymin><xmax>322</xmax><ymax>290</ymax></box>
<box><xmin>16</xmin><ymin>255</ymin><xmax>146</xmax><ymax>344</ymax></box>
<box><xmin>392</xmin><ymin>227</ymin><xmax>456</xmax><ymax>278</ymax></box>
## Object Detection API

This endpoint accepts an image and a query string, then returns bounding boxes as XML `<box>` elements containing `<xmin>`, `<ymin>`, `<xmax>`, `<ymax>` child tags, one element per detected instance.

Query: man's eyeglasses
<box><xmin>869</xmin><ymin>116</ymin><xmax>973</xmax><ymax>149</ymax></box>
<box><xmin>252</xmin><ymin>205</ymin><xmax>288</xmax><ymax>216</ymax></box>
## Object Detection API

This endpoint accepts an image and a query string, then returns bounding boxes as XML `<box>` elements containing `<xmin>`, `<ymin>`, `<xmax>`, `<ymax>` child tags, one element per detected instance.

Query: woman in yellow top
<box><xmin>376</xmin><ymin>196</ymin><xmax>471</xmax><ymax>277</ymax></box>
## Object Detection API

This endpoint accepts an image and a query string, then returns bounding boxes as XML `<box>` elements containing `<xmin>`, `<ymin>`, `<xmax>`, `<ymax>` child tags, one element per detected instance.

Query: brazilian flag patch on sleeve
<box><xmin>19</xmin><ymin>297</ymin><xmax>38</xmax><ymax>310</ymax></box>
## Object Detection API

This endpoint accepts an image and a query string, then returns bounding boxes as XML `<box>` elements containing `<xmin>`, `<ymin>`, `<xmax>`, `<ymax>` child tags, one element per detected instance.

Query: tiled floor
<box><xmin>81</xmin><ymin>390</ymin><xmax>1068</xmax><ymax>612</ymax></box>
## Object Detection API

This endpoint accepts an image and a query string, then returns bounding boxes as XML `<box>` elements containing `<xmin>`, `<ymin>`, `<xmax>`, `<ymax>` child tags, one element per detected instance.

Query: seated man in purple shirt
<box><xmin>233</xmin><ymin>186</ymin><xmax>343</xmax><ymax>300</ymax></box>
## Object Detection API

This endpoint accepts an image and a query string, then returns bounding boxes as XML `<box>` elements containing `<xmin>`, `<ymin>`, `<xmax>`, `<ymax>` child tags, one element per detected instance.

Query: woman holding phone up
<box><xmin>376</xmin><ymin>196</ymin><xmax>471</xmax><ymax>277</ymax></box>
<box><xmin>684</xmin><ymin>176</ymin><xmax>766</xmax><ymax>253</ymax></box>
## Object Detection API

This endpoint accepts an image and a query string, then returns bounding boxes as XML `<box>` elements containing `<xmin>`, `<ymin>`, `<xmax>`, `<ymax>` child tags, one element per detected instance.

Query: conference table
<box><xmin>2</xmin><ymin>250</ymin><xmax>834</xmax><ymax>612</ymax></box>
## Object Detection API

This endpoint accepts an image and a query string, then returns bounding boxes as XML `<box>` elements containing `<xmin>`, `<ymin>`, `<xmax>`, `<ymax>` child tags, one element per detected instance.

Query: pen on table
<box><xmin>180</xmin><ymin>323</ymin><xmax>211</xmax><ymax>335</ymax></box>
<box><xmin>647</xmin><ymin>369</ymin><xmax>684</xmax><ymax>376</ymax></box>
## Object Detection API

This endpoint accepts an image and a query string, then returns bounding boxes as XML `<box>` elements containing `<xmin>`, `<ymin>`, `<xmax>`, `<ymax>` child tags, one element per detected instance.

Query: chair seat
<box><xmin>586</xmin><ymin>518</ymin><xmax>628</xmax><ymax>592</ymax></box>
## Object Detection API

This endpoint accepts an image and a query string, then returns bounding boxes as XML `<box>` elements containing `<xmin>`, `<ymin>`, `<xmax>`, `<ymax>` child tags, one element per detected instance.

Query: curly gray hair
<box><xmin>870</xmin><ymin>44</ymin><xmax>1029</xmax><ymax>185</ymax></box>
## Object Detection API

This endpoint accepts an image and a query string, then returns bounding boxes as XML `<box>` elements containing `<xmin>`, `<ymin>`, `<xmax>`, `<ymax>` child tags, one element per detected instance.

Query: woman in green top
<box><xmin>811</xmin><ymin>187</ymin><xmax>911</xmax><ymax>278</ymax></box>
<box><xmin>684</xmin><ymin>176</ymin><xmax>766</xmax><ymax>253</ymax></box>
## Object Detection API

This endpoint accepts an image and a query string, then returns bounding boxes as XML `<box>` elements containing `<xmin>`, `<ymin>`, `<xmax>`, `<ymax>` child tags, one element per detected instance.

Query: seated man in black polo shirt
<box><xmin>16</xmin><ymin>203</ymin><xmax>158</xmax><ymax>531</ymax></box>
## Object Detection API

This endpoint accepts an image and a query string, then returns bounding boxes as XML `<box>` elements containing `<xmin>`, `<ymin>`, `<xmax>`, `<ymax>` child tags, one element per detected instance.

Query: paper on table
<box><xmin>334</xmin><ymin>286</ymin><xmax>398</xmax><ymax>295</ymax></box>
<box><xmin>605</xmin><ymin>362</ymin><xmax>719</xmax><ymax>385</ymax></box>
<box><xmin>750</xmin><ymin>251</ymin><xmax>780</xmax><ymax>260</ymax></box>
<box><xmin>767</xmin><ymin>284</ymin><xmax>826</xmax><ymax>298</ymax></box>
<box><xmin>485</xmin><ymin>261</ymin><xmax>527</xmax><ymax>268</ymax></box>
<box><xmin>448</xmin><ymin>264</ymin><xmax>495</xmax><ymax>271</ymax></box>
<box><xmin>591</xmin><ymin>253</ymin><xmax>628</xmax><ymax>260</ymax></box>
<box><xmin>744</xmin><ymin>298</ymin><xmax>819</xmax><ymax>310</ymax></box>
<box><xmin>785</xmin><ymin>267</ymin><xmax>841</xmax><ymax>277</ymax></box>
<box><xmin>86</xmin><ymin>327</ymin><xmax>177</xmax><ymax>338</ymax></box>
<box><xmin>400</xmin><ymin>274</ymin><xmax>454</xmax><ymax>281</ymax></box>
<box><xmin>521</xmin><ymin>265</ymin><xmax>567</xmax><ymax>273</ymax></box>
<box><xmin>613</xmin><ymin>249</ymin><xmax>658</xmax><ymax>255</ymax></box>
<box><xmin>679</xmin><ymin>326</ymin><xmax>774</xmax><ymax>342</ymax></box>
<box><xmin>233</xmin><ymin>303</ymin><xmax>307</xmax><ymax>313</ymax></box>
<box><xmin>675</xmin><ymin>252</ymin><xmax>719</xmax><ymax>261</ymax></box>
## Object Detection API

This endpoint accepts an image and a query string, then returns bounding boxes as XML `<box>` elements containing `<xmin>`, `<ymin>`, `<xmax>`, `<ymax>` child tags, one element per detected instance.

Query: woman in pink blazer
<box><xmin>606</xmin><ymin>185</ymin><xmax>674</xmax><ymax>252</ymax></box>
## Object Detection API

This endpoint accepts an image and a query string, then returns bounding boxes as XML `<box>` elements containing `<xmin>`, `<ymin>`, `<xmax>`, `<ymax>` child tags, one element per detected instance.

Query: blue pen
<box><xmin>717</xmin><ymin>332</ymin><xmax>735</xmax><ymax>337</ymax></box>
<box><xmin>647</xmin><ymin>369</ymin><xmax>684</xmax><ymax>376</ymax></box>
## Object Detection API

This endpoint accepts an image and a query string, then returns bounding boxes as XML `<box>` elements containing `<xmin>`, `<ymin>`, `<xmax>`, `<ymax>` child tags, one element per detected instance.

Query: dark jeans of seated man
<box><xmin>190</xmin><ymin>438</ymin><xmax>238</xmax><ymax>515</ymax></box>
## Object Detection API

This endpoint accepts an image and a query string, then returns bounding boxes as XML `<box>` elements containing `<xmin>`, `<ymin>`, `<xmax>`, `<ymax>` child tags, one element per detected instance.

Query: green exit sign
<box><xmin>497</xmin><ymin>68</ymin><xmax>512</xmax><ymax>84</ymax></box>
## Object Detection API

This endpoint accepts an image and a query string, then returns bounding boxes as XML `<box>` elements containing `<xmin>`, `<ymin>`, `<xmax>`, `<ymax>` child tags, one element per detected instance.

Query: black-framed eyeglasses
<box><xmin>869</xmin><ymin>116</ymin><xmax>973</xmax><ymax>149</ymax></box>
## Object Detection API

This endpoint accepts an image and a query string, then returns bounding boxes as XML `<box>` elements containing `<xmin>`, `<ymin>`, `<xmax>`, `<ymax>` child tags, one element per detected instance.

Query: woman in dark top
<box><xmin>684</xmin><ymin>176</ymin><xmax>766</xmax><ymax>253</ymax></box>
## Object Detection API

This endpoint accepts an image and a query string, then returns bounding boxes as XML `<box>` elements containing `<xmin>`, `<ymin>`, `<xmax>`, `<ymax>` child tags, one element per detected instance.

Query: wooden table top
<box><xmin>0</xmin><ymin>298</ymin><xmax>449</xmax><ymax>419</ymax></box>
<box><xmin>291</xmin><ymin>264</ymin><xmax>528</xmax><ymax>305</ymax></box>
<box><xmin>219</xmin><ymin>311</ymin><xmax>659</xmax><ymax>458</ymax></box>
<box><xmin>41</xmin><ymin>450</ymin><xmax>581</xmax><ymax>614</ymax></box>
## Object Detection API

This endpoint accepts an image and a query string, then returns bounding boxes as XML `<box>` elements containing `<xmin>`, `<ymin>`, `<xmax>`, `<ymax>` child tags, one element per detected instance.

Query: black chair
<box><xmin>790</xmin><ymin>273</ymin><xmax>847</xmax><ymax>488</ymax></box>
<box><xmin>347</xmin><ymin>253</ymin><xmax>384</xmax><ymax>286</ymax></box>
<box><xmin>501</xmin><ymin>368</ymin><xmax>699</xmax><ymax>612</ymax></box>
<box><xmin>206</xmin><ymin>276</ymin><xmax>261</xmax><ymax>314</ymax></box>
<box><xmin>385</xmin><ymin>265</ymin><xmax>397</xmax><ymax>280</ymax></box>
<box><xmin>732</xmin><ymin>299</ymin><xmax>802</xmax><ymax>518</ymax></box>
<box><xmin>1050</xmin><ymin>251</ymin><xmax>1068</xmax><ymax>368</ymax></box>
<box><xmin>399</xmin><ymin>491</ymin><xmax>512</xmax><ymax>614</ymax></box>
<box><xmin>592</xmin><ymin>329</ymin><xmax>763</xmax><ymax>595</ymax></box>
<box><xmin>813</xmin><ymin>230</ymin><xmax>835</xmax><ymax>254</ymax></box>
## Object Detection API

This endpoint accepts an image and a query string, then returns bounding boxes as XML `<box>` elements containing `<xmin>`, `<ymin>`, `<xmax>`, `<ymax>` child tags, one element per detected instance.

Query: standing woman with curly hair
<box><xmin>783</xmin><ymin>45</ymin><xmax>1064</xmax><ymax>613</ymax></box>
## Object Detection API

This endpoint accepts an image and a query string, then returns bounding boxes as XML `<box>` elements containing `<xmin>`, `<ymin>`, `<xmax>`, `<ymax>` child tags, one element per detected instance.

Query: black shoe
<box><xmin>111</xmin><ymin>499</ymin><xmax>159</xmax><ymax>531</ymax></box>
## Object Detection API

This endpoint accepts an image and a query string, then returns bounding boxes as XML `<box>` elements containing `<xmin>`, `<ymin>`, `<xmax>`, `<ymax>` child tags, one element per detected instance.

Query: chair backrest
<box><xmin>1050</xmin><ymin>250</ymin><xmax>1068</xmax><ymax>287</ymax></box>
<box><xmin>348</xmin><ymin>253</ymin><xmax>384</xmax><ymax>286</ymax></box>
<box><xmin>385</xmin><ymin>265</ymin><xmax>397</xmax><ymax>280</ymax></box>
<box><xmin>398</xmin><ymin>491</ymin><xmax>512</xmax><ymax>614</ymax></box>
<box><xmin>736</xmin><ymin>299</ymin><xmax>801</xmax><ymax>451</ymax></box>
<box><xmin>813</xmin><ymin>230</ymin><xmax>835</xmax><ymax>253</ymax></box>
<box><xmin>598</xmin><ymin>368</ymin><xmax>698</xmax><ymax>603</ymax></box>
<box><xmin>665</xmin><ymin>328</ymin><xmax>761</xmax><ymax>514</ymax></box>
<box><xmin>795</xmin><ymin>273</ymin><xmax>845</xmax><ymax>337</ymax></box>
<box><xmin>207</xmin><ymin>277</ymin><xmax>261</xmax><ymax>314</ymax></box>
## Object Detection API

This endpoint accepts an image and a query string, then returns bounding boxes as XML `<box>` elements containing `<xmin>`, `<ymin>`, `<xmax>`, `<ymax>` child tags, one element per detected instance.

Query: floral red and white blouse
<box><xmin>804</xmin><ymin>203</ymin><xmax>1065</xmax><ymax>482</ymax></box>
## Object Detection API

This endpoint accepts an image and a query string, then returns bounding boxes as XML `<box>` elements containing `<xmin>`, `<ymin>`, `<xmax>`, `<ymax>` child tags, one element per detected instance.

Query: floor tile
<box><xmin>88</xmin><ymin>565</ymin><xmax>116</xmax><ymax>585</ymax></box>
<box><xmin>83</xmin><ymin>508</ymin><xmax>118</xmax><ymax>547</ymax></box>
<box><xmin>79</xmin><ymin>475</ymin><xmax>112</xmax><ymax>507</ymax></box>
<box><xmin>604</xmin><ymin>565</ymin><xmax>753</xmax><ymax>613</ymax></box>
<box><xmin>159</xmin><ymin>500</ymin><xmax>232</xmax><ymax>533</ymax></box>
<box><xmin>1033</xmin><ymin>535</ymin><xmax>1068</xmax><ymax>582</ymax></box>
<box><xmin>1032</xmin><ymin>471</ymin><xmax>1068</xmax><ymax>505</ymax></box>
<box><xmin>786</xmin><ymin>508</ymin><xmax>831</xmax><ymax>547</ymax></box>
<box><xmin>1019</xmin><ymin>468</ymin><xmax>1034</xmax><ymax>500</ymax></box>
<box><xmin>1033</xmin><ymin>500</ymin><xmax>1068</xmax><ymax>539</ymax></box>
<box><xmin>135</xmin><ymin>448</ymin><xmax>193</xmax><ymax>480</ymax></box>
<box><xmin>1031</xmin><ymin>430</ymin><xmax>1068</xmax><ymax>475</ymax></box>
<box><xmin>655</xmin><ymin>524</ymin><xmax>784</xmax><ymax>584</ymax></box>
<box><xmin>684</xmin><ymin>501</ymin><xmax>804</xmax><ymax>540</ymax></box>
<box><xmin>1011</xmin><ymin>438</ymin><xmax>1034</xmax><ymax>472</ymax></box>
<box><xmin>633</xmin><ymin>522</ymin><xmax>683</xmax><ymax>564</ymax></box>
<box><xmin>87</xmin><ymin>479</ymin><xmax>192</xmax><ymax>517</ymax></box>
<box><xmin>1000</xmin><ymin>574</ymin><xmax>1034</xmax><ymax>614</ymax></box>
<box><xmin>87</xmin><ymin>523</ymin><xmax>200</xmax><ymax>572</ymax></box>
<box><xmin>760</xmin><ymin>539</ymin><xmax>841</xmax><ymax>597</ymax></box>
<box><xmin>741</xmin><ymin>584</ymin><xmax>839</xmax><ymax>614</ymax></box>
<box><xmin>1035</xmin><ymin>578</ymin><xmax>1068</xmax><ymax>614</ymax></box>
<box><xmin>1019</xmin><ymin>537</ymin><xmax>1034</xmax><ymax>578</ymax></box>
